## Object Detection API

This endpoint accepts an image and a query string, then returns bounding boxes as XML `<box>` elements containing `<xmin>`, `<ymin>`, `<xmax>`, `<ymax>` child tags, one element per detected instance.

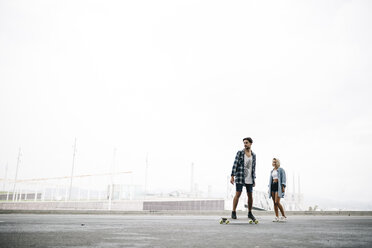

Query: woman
<box><xmin>269</xmin><ymin>158</ymin><xmax>287</xmax><ymax>222</ymax></box>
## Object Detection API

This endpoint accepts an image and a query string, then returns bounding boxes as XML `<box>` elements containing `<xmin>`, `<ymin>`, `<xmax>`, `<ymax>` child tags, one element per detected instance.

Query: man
<box><xmin>230</xmin><ymin>137</ymin><xmax>256</xmax><ymax>221</ymax></box>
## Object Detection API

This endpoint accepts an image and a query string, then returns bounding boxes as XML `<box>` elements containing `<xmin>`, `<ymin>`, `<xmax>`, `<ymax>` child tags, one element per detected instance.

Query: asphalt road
<box><xmin>0</xmin><ymin>214</ymin><xmax>371</xmax><ymax>247</ymax></box>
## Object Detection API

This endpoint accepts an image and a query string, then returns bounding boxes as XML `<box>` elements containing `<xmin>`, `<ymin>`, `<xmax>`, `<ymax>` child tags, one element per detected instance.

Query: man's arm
<box><xmin>252</xmin><ymin>154</ymin><xmax>256</xmax><ymax>187</ymax></box>
<box><xmin>230</xmin><ymin>176</ymin><xmax>235</xmax><ymax>185</ymax></box>
<box><xmin>230</xmin><ymin>151</ymin><xmax>240</xmax><ymax>184</ymax></box>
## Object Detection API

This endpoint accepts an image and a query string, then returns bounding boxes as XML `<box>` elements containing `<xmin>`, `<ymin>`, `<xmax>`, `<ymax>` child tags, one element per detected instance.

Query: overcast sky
<box><xmin>1</xmin><ymin>0</ymin><xmax>371</xmax><ymax>209</ymax></box>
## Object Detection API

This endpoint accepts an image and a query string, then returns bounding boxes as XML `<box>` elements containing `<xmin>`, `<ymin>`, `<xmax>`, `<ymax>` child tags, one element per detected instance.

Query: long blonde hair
<box><xmin>273</xmin><ymin>158</ymin><xmax>280</xmax><ymax>168</ymax></box>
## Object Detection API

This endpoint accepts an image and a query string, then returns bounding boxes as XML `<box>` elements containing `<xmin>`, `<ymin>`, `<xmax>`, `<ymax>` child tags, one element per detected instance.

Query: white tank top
<box><xmin>244</xmin><ymin>154</ymin><xmax>253</xmax><ymax>184</ymax></box>
<box><xmin>272</xmin><ymin>169</ymin><xmax>278</xmax><ymax>180</ymax></box>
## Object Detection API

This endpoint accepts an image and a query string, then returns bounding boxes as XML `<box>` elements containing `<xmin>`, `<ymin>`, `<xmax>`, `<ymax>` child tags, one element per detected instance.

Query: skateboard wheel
<box><xmin>249</xmin><ymin>220</ymin><xmax>253</xmax><ymax>224</ymax></box>
<box><xmin>226</xmin><ymin>220</ymin><xmax>230</xmax><ymax>224</ymax></box>
<box><xmin>219</xmin><ymin>220</ymin><xmax>224</xmax><ymax>224</ymax></box>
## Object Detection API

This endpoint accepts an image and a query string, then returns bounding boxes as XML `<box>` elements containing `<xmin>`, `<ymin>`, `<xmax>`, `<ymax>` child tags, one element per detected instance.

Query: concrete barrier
<box><xmin>143</xmin><ymin>200</ymin><xmax>224</xmax><ymax>211</ymax></box>
<box><xmin>1</xmin><ymin>201</ymin><xmax>371</xmax><ymax>216</ymax></box>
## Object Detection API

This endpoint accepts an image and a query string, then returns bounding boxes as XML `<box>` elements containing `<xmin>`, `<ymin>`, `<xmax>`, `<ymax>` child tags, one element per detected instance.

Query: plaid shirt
<box><xmin>231</xmin><ymin>149</ymin><xmax>256</xmax><ymax>185</ymax></box>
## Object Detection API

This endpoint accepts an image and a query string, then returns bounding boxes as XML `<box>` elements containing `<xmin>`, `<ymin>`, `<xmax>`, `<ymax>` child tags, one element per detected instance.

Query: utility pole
<box><xmin>298</xmin><ymin>174</ymin><xmax>302</xmax><ymax>209</ymax></box>
<box><xmin>3</xmin><ymin>162</ymin><xmax>8</xmax><ymax>192</ymax></box>
<box><xmin>298</xmin><ymin>174</ymin><xmax>301</xmax><ymax>196</ymax></box>
<box><xmin>144</xmin><ymin>153</ymin><xmax>148</xmax><ymax>198</ymax></box>
<box><xmin>108</xmin><ymin>147</ymin><xmax>116</xmax><ymax>210</ymax></box>
<box><xmin>293</xmin><ymin>172</ymin><xmax>296</xmax><ymax>196</ymax></box>
<box><xmin>68</xmin><ymin>138</ymin><xmax>77</xmax><ymax>200</ymax></box>
<box><xmin>190</xmin><ymin>163</ymin><xmax>194</xmax><ymax>196</ymax></box>
<box><xmin>12</xmin><ymin>148</ymin><xmax>22</xmax><ymax>201</ymax></box>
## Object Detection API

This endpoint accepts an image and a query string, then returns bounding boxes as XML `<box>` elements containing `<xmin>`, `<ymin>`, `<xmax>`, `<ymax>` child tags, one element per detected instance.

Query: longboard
<box><xmin>219</xmin><ymin>217</ymin><xmax>258</xmax><ymax>224</ymax></box>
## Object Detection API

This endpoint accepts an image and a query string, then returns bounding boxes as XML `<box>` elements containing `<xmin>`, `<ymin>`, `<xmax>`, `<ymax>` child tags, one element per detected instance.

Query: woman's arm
<box><xmin>281</xmin><ymin>168</ymin><xmax>286</xmax><ymax>192</ymax></box>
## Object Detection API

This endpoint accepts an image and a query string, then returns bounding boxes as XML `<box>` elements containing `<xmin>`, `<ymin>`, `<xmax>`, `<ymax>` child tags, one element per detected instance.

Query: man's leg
<box><xmin>233</xmin><ymin>191</ymin><xmax>242</xmax><ymax>211</ymax></box>
<box><xmin>247</xmin><ymin>184</ymin><xmax>256</xmax><ymax>220</ymax></box>
<box><xmin>247</xmin><ymin>184</ymin><xmax>253</xmax><ymax>212</ymax></box>
<box><xmin>232</xmin><ymin>184</ymin><xmax>242</xmax><ymax>219</ymax></box>
<box><xmin>247</xmin><ymin>192</ymin><xmax>253</xmax><ymax>212</ymax></box>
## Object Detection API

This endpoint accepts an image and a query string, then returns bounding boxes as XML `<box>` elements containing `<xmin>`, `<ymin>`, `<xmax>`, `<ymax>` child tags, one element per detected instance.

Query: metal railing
<box><xmin>0</xmin><ymin>171</ymin><xmax>135</xmax><ymax>202</ymax></box>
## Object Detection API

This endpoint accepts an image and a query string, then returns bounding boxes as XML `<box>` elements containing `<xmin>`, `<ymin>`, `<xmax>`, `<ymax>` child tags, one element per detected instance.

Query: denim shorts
<box><xmin>236</xmin><ymin>183</ymin><xmax>253</xmax><ymax>193</ymax></box>
<box><xmin>271</xmin><ymin>182</ymin><xmax>278</xmax><ymax>192</ymax></box>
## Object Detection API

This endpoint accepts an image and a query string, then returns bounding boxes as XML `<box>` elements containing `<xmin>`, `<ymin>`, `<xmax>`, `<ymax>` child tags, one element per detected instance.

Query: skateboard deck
<box><xmin>219</xmin><ymin>217</ymin><xmax>259</xmax><ymax>224</ymax></box>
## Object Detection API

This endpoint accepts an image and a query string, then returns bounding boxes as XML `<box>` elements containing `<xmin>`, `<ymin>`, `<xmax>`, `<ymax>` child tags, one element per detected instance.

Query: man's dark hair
<box><xmin>243</xmin><ymin>137</ymin><xmax>253</xmax><ymax>143</ymax></box>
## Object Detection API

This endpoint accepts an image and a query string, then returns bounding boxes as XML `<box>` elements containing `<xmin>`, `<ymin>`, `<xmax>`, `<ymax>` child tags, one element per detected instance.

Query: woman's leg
<box><xmin>271</xmin><ymin>192</ymin><xmax>278</xmax><ymax>217</ymax></box>
<box><xmin>275</xmin><ymin>193</ymin><xmax>286</xmax><ymax>217</ymax></box>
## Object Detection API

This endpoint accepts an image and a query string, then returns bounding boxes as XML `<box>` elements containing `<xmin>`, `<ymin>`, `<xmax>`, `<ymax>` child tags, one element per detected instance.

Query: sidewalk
<box><xmin>1</xmin><ymin>209</ymin><xmax>372</xmax><ymax>216</ymax></box>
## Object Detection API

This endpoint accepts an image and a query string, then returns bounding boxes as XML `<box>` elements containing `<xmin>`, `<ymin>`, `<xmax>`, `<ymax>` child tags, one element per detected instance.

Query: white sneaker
<box><xmin>279</xmin><ymin>216</ymin><xmax>287</xmax><ymax>222</ymax></box>
<box><xmin>273</xmin><ymin>217</ymin><xmax>279</xmax><ymax>222</ymax></box>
